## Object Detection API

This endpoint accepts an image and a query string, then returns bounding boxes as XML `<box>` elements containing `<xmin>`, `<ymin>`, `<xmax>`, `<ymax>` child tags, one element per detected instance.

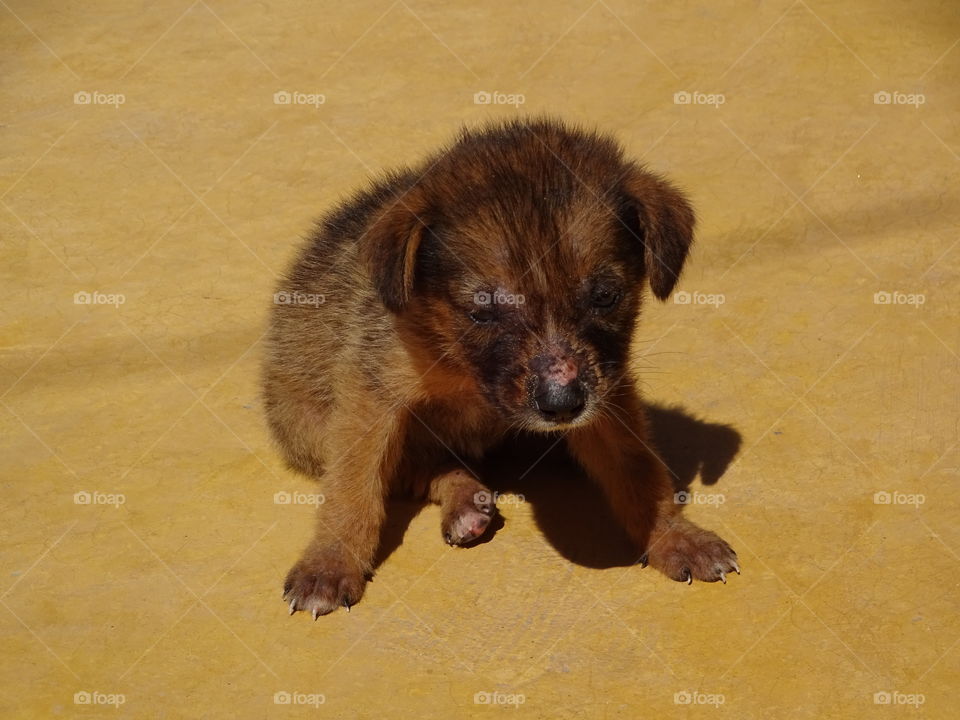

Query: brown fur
<box><xmin>263</xmin><ymin>117</ymin><xmax>738</xmax><ymax>618</ymax></box>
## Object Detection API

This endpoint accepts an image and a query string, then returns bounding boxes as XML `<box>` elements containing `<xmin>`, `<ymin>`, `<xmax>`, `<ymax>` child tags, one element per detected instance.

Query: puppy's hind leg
<box><xmin>428</xmin><ymin>469</ymin><xmax>497</xmax><ymax>546</ymax></box>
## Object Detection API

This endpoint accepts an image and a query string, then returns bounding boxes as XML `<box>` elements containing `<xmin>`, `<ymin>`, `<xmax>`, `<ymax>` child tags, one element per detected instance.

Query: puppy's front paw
<box><xmin>644</xmin><ymin>523</ymin><xmax>739</xmax><ymax>584</ymax></box>
<box><xmin>283</xmin><ymin>547</ymin><xmax>367</xmax><ymax>619</ymax></box>
<box><xmin>442</xmin><ymin>488</ymin><xmax>496</xmax><ymax>546</ymax></box>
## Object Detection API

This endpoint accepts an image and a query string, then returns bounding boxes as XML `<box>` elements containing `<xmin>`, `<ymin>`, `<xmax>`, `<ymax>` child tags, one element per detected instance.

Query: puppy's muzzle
<box><xmin>531</xmin><ymin>347</ymin><xmax>586</xmax><ymax>423</ymax></box>
<box><xmin>534</xmin><ymin>378</ymin><xmax>586</xmax><ymax>423</ymax></box>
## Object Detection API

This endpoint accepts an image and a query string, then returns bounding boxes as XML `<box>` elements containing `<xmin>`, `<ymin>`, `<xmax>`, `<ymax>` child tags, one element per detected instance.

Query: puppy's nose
<box><xmin>534</xmin><ymin>378</ymin><xmax>586</xmax><ymax>423</ymax></box>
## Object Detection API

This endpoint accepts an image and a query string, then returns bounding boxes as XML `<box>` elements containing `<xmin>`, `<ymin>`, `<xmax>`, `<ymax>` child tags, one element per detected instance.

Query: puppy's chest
<box><xmin>414</xmin><ymin>401</ymin><xmax>505</xmax><ymax>459</ymax></box>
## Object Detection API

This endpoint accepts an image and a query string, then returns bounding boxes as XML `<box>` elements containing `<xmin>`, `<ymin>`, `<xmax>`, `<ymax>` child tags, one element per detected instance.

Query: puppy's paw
<box><xmin>442</xmin><ymin>487</ymin><xmax>496</xmax><ymax>546</ymax></box>
<box><xmin>283</xmin><ymin>547</ymin><xmax>367</xmax><ymax>619</ymax></box>
<box><xmin>644</xmin><ymin>523</ymin><xmax>739</xmax><ymax>584</ymax></box>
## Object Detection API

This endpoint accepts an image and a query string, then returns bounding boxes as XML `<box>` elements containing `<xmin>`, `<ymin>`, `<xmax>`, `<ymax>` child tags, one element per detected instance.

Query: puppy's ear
<box><xmin>361</xmin><ymin>186</ymin><xmax>431</xmax><ymax>312</ymax></box>
<box><xmin>620</xmin><ymin>165</ymin><xmax>696</xmax><ymax>301</ymax></box>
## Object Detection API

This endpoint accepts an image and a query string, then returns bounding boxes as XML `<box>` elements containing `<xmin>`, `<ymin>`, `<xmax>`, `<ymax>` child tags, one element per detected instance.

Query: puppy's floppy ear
<box><xmin>619</xmin><ymin>164</ymin><xmax>696</xmax><ymax>301</ymax></box>
<box><xmin>361</xmin><ymin>185</ymin><xmax>431</xmax><ymax>313</ymax></box>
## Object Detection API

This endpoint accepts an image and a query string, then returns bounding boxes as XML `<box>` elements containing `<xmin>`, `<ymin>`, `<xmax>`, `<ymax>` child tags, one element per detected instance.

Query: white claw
<box><xmin>312</xmin><ymin>607</ymin><xmax>320</xmax><ymax>621</ymax></box>
<box><xmin>345</xmin><ymin>604</ymin><xmax>350</xmax><ymax>613</ymax></box>
<box><xmin>732</xmin><ymin>562</ymin><xmax>741</xmax><ymax>575</ymax></box>
<box><xmin>288</xmin><ymin>599</ymin><xmax>296</xmax><ymax>615</ymax></box>
<box><xmin>719</xmin><ymin>571</ymin><xmax>726</xmax><ymax>584</ymax></box>
<box><xmin>687</xmin><ymin>574</ymin><xmax>693</xmax><ymax>586</ymax></box>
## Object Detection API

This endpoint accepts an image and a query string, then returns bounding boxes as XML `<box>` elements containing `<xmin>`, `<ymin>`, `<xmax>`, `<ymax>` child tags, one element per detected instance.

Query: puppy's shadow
<box><xmin>372</xmin><ymin>499</ymin><xmax>425</xmax><ymax>568</ymax></box>
<box><xmin>482</xmin><ymin>403</ymin><xmax>742</xmax><ymax>569</ymax></box>
<box><xmin>645</xmin><ymin>403</ymin><xmax>742</xmax><ymax>490</ymax></box>
<box><xmin>371</xmin><ymin>403</ymin><xmax>740</xmax><ymax>571</ymax></box>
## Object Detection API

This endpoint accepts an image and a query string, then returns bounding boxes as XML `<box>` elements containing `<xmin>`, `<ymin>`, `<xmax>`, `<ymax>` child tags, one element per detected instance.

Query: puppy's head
<box><xmin>362</xmin><ymin>118</ymin><xmax>694</xmax><ymax>431</ymax></box>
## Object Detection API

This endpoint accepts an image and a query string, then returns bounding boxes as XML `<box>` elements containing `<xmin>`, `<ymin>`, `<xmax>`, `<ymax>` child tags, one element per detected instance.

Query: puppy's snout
<box><xmin>534</xmin><ymin>378</ymin><xmax>586</xmax><ymax>423</ymax></box>
<box><xmin>530</xmin><ymin>345</ymin><xmax>587</xmax><ymax>423</ymax></box>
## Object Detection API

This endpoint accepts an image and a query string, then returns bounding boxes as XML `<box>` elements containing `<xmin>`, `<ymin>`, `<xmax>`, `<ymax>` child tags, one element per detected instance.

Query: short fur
<box><xmin>264</xmin><ymin>117</ymin><xmax>738</xmax><ymax>618</ymax></box>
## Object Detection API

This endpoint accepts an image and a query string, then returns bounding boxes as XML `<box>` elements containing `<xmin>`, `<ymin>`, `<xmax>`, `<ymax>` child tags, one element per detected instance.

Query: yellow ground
<box><xmin>2</xmin><ymin>1</ymin><xmax>958</xmax><ymax>717</ymax></box>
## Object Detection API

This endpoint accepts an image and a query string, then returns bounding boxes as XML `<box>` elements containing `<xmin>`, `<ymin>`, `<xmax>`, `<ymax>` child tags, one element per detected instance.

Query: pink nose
<box><xmin>545</xmin><ymin>356</ymin><xmax>579</xmax><ymax>386</ymax></box>
<box><xmin>530</xmin><ymin>345</ymin><xmax>586</xmax><ymax>423</ymax></box>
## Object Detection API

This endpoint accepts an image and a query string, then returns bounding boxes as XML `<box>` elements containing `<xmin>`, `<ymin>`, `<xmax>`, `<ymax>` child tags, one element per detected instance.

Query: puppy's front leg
<box><xmin>427</xmin><ymin>468</ymin><xmax>496</xmax><ymax>546</ymax></box>
<box><xmin>566</xmin><ymin>390</ymin><xmax>739</xmax><ymax>584</ymax></box>
<box><xmin>283</xmin><ymin>412</ymin><xmax>400</xmax><ymax>618</ymax></box>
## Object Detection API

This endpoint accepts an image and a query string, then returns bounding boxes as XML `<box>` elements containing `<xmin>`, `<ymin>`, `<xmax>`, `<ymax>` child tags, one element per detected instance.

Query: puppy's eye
<box><xmin>590</xmin><ymin>286</ymin><xmax>621</xmax><ymax>310</ymax></box>
<box><xmin>469</xmin><ymin>307</ymin><xmax>497</xmax><ymax>324</ymax></box>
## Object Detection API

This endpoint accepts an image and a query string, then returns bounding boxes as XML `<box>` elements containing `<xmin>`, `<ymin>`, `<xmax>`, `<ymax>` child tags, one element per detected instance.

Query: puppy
<box><xmin>263</xmin><ymin>117</ymin><xmax>739</xmax><ymax>618</ymax></box>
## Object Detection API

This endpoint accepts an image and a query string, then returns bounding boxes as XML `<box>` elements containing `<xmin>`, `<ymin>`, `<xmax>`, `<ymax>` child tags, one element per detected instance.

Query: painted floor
<box><xmin>2</xmin><ymin>1</ymin><xmax>958</xmax><ymax>717</ymax></box>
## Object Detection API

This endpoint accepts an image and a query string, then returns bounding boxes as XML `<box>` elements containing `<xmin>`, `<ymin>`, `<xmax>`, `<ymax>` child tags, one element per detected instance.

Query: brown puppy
<box><xmin>263</xmin><ymin>117</ymin><xmax>739</xmax><ymax>619</ymax></box>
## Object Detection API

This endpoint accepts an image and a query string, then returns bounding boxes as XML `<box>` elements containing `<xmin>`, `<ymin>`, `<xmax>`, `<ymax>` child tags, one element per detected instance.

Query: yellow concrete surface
<box><xmin>2</xmin><ymin>0</ymin><xmax>958</xmax><ymax>717</ymax></box>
